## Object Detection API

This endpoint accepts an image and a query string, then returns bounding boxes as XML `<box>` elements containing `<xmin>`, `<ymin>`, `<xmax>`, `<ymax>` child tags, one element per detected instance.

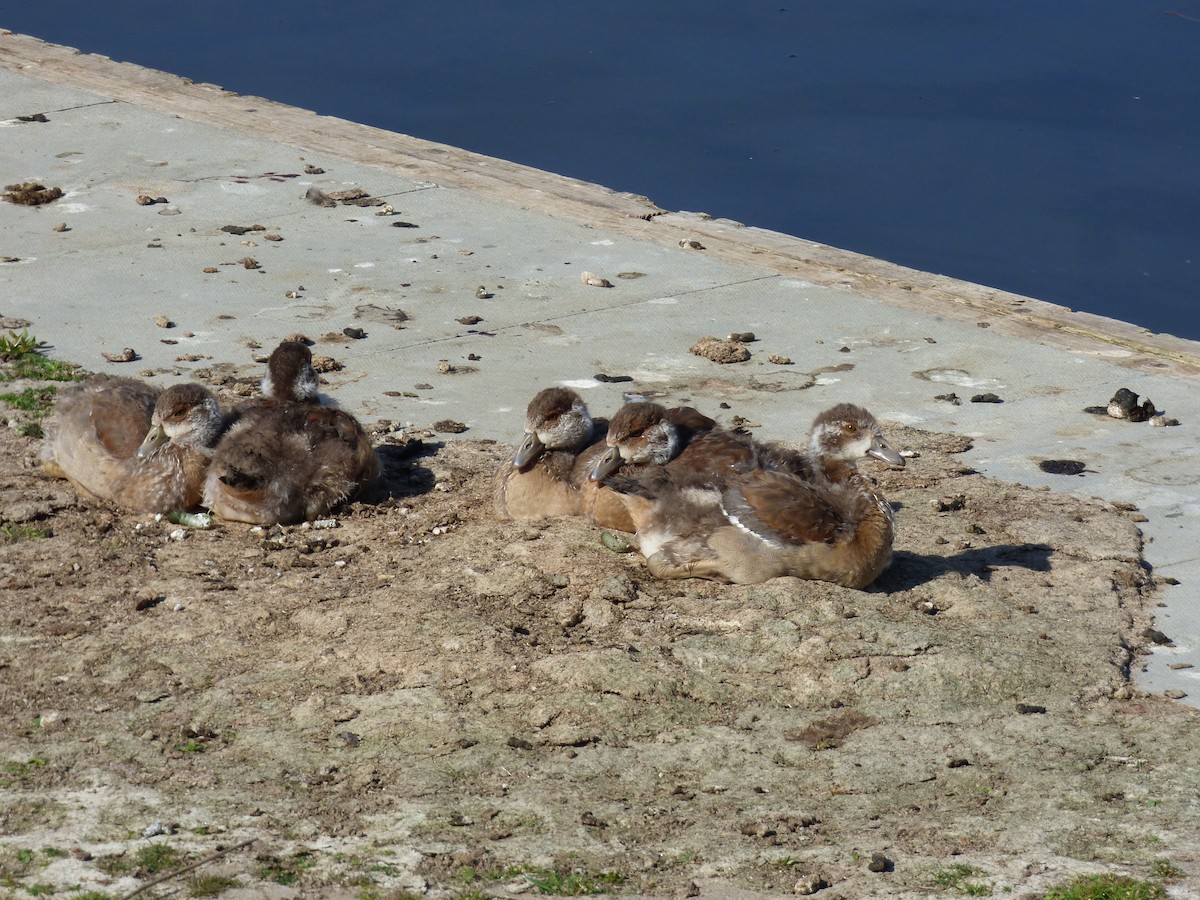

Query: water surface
<box><xmin>3</xmin><ymin>1</ymin><xmax>1198</xmax><ymax>338</ymax></box>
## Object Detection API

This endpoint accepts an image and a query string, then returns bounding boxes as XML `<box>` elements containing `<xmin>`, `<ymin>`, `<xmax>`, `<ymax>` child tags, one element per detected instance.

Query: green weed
<box><xmin>188</xmin><ymin>873</ymin><xmax>238</xmax><ymax>896</ymax></box>
<box><xmin>135</xmin><ymin>842</ymin><xmax>182</xmax><ymax>875</ymax></box>
<box><xmin>0</xmin><ymin>385</ymin><xmax>57</xmax><ymax>413</ymax></box>
<box><xmin>931</xmin><ymin>863</ymin><xmax>992</xmax><ymax>895</ymax></box>
<box><xmin>0</xmin><ymin>524</ymin><xmax>49</xmax><ymax>541</ymax></box>
<box><xmin>0</xmin><ymin>331</ymin><xmax>83</xmax><ymax>383</ymax></box>
<box><xmin>1042</xmin><ymin>873</ymin><xmax>1167</xmax><ymax>899</ymax></box>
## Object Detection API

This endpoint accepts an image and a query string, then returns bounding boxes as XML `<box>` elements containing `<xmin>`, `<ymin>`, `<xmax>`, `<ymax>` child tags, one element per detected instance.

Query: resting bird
<box><xmin>609</xmin><ymin>404</ymin><xmax>905</xmax><ymax>588</ymax></box>
<box><xmin>203</xmin><ymin>403</ymin><xmax>378</xmax><ymax>525</ymax></box>
<box><xmin>41</xmin><ymin>377</ymin><xmax>223</xmax><ymax>513</ymax></box>
<box><xmin>583</xmin><ymin>400</ymin><xmax>765</xmax><ymax>531</ymax></box>
<box><xmin>259</xmin><ymin>340</ymin><xmax>320</xmax><ymax>404</ymax></box>
<box><xmin>202</xmin><ymin>341</ymin><xmax>377</xmax><ymax>524</ymax></box>
<box><xmin>495</xmin><ymin>386</ymin><xmax>606</xmax><ymax>519</ymax></box>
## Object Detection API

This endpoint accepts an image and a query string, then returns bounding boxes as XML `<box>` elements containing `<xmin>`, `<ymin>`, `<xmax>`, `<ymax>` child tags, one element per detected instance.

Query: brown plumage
<box><xmin>42</xmin><ymin>377</ymin><xmax>223</xmax><ymax>513</ymax></box>
<box><xmin>260</xmin><ymin>340</ymin><xmax>320</xmax><ymax>403</ymax></box>
<box><xmin>610</xmin><ymin>404</ymin><xmax>905</xmax><ymax>588</ymax></box>
<box><xmin>495</xmin><ymin>387</ymin><xmax>606</xmax><ymax>519</ymax></box>
<box><xmin>203</xmin><ymin>403</ymin><xmax>379</xmax><ymax>525</ymax></box>
<box><xmin>583</xmin><ymin>400</ymin><xmax>757</xmax><ymax>531</ymax></box>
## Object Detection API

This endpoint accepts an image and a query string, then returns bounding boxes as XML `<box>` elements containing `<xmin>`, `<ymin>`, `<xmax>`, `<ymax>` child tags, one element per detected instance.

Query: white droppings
<box><xmin>353</xmin><ymin>262</ymin><xmax>376</xmax><ymax>269</ymax></box>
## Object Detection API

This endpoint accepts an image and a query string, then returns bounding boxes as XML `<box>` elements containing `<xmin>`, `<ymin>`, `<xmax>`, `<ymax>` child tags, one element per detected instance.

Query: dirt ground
<box><xmin>2</xmin><ymin>372</ymin><xmax>1199</xmax><ymax>899</ymax></box>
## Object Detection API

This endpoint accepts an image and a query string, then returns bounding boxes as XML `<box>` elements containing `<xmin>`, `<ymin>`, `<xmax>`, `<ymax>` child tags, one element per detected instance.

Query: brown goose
<box><xmin>42</xmin><ymin>378</ymin><xmax>223</xmax><ymax>513</ymax></box>
<box><xmin>495</xmin><ymin>386</ymin><xmax>606</xmax><ymax>519</ymax></box>
<box><xmin>610</xmin><ymin>404</ymin><xmax>905</xmax><ymax>588</ymax></box>
<box><xmin>203</xmin><ymin>403</ymin><xmax>379</xmax><ymax>525</ymax></box>
<box><xmin>583</xmin><ymin>400</ymin><xmax>757</xmax><ymax>531</ymax></box>
<box><xmin>202</xmin><ymin>341</ymin><xmax>377</xmax><ymax>524</ymax></box>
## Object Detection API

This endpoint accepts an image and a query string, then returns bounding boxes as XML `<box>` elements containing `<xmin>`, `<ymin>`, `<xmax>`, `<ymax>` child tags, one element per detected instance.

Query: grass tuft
<box><xmin>1042</xmin><ymin>873</ymin><xmax>1168</xmax><ymax>899</ymax></box>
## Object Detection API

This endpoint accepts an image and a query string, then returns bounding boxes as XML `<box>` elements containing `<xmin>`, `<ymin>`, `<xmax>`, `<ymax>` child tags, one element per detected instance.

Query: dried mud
<box><xmin>2</xmin><ymin>412</ymin><xmax>1199</xmax><ymax>899</ymax></box>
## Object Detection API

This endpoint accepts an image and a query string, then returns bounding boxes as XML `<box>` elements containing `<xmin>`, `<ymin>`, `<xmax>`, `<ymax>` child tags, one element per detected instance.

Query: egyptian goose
<box><xmin>42</xmin><ymin>378</ymin><xmax>223</xmax><ymax>513</ymax></box>
<box><xmin>260</xmin><ymin>340</ymin><xmax>320</xmax><ymax>403</ymax></box>
<box><xmin>495</xmin><ymin>386</ymin><xmax>607</xmax><ymax>519</ymax></box>
<box><xmin>201</xmin><ymin>342</ymin><xmax>378</xmax><ymax>524</ymax></box>
<box><xmin>583</xmin><ymin>400</ymin><xmax>761</xmax><ymax>531</ymax></box>
<box><xmin>203</xmin><ymin>403</ymin><xmax>378</xmax><ymax>525</ymax></box>
<box><xmin>610</xmin><ymin>404</ymin><xmax>905</xmax><ymax>588</ymax></box>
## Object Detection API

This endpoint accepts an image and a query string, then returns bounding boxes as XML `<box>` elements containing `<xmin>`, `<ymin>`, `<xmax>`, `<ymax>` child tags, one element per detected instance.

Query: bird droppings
<box><xmin>935</xmin><ymin>392</ymin><xmax>962</xmax><ymax>405</ymax></box>
<box><xmin>594</xmin><ymin>373</ymin><xmax>633</xmax><ymax>383</ymax></box>
<box><xmin>3</xmin><ymin>181</ymin><xmax>63</xmax><ymax>205</ymax></box>
<box><xmin>52</xmin><ymin>221</ymin><xmax>69</xmax><ymax>232</ymax></box>
<box><xmin>100</xmin><ymin>348</ymin><xmax>138</xmax><ymax>363</ymax></box>
<box><xmin>767</xmin><ymin>354</ymin><xmax>793</xmax><ymax>365</ymax></box>
<box><xmin>970</xmin><ymin>392</ymin><xmax>1003</xmax><ymax>403</ymax></box>
<box><xmin>1039</xmin><ymin>459</ymin><xmax>1088</xmax><ymax>476</ymax></box>
<box><xmin>690</xmin><ymin>336</ymin><xmax>751</xmax><ymax>364</ymax></box>
<box><xmin>433</xmin><ymin>419</ymin><xmax>468</xmax><ymax>434</ymax></box>
<box><xmin>727</xmin><ymin>331</ymin><xmax>756</xmax><ymax>343</ymax></box>
<box><xmin>678</xmin><ymin>239</ymin><xmax>705</xmax><ymax>250</ymax></box>
<box><xmin>342</xmin><ymin>327</ymin><xmax>366</xmax><ymax>340</ymax></box>
<box><xmin>457</xmin><ymin>315</ymin><xmax>483</xmax><ymax>325</ymax></box>
<box><xmin>135</xmin><ymin>194</ymin><xmax>168</xmax><ymax>205</ymax></box>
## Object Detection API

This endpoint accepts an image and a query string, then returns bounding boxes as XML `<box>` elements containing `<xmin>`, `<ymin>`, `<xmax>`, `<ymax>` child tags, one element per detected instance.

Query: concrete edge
<box><xmin>4</xmin><ymin>28</ymin><xmax>1200</xmax><ymax>382</ymax></box>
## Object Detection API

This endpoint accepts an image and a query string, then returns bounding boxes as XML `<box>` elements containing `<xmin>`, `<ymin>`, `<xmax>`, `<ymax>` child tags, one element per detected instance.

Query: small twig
<box><xmin>120</xmin><ymin>837</ymin><xmax>256</xmax><ymax>899</ymax></box>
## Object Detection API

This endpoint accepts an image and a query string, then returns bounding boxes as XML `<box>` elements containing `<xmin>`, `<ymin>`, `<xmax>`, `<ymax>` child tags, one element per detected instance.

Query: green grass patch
<box><xmin>0</xmin><ymin>385</ymin><xmax>57</xmax><ymax>414</ymax></box>
<box><xmin>136</xmin><ymin>843</ymin><xmax>182</xmax><ymax>875</ymax></box>
<box><xmin>931</xmin><ymin>863</ymin><xmax>992</xmax><ymax>895</ymax></box>
<box><xmin>3</xmin><ymin>756</ymin><xmax>49</xmax><ymax>776</ymax></box>
<box><xmin>0</xmin><ymin>331</ymin><xmax>84</xmax><ymax>383</ymax></box>
<box><xmin>257</xmin><ymin>851</ymin><xmax>317</xmax><ymax>886</ymax></box>
<box><xmin>188</xmin><ymin>873</ymin><xmax>238</xmax><ymax>896</ymax></box>
<box><xmin>0</xmin><ymin>524</ymin><xmax>50</xmax><ymax>542</ymax></box>
<box><xmin>1042</xmin><ymin>873</ymin><xmax>1168</xmax><ymax>899</ymax></box>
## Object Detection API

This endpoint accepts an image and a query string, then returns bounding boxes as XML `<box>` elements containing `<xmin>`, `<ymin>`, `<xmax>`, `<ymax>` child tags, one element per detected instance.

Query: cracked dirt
<box><xmin>2</xmin><ymin>406</ymin><xmax>1199</xmax><ymax>899</ymax></box>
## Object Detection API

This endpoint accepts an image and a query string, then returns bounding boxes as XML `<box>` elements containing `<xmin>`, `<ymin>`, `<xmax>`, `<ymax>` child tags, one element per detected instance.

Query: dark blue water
<box><xmin>4</xmin><ymin>1</ymin><xmax>1199</xmax><ymax>339</ymax></box>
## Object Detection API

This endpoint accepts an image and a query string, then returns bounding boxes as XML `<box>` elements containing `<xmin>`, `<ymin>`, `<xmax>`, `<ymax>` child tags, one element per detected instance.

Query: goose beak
<box><xmin>867</xmin><ymin>440</ymin><xmax>905</xmax><ymax>467</ymax></box>
<box><xmin>512</xmin><ymin>432</ymin><xmax>545</xmax><ymax>469</ymax></box>
<box><xmin>589</xmin><ymin>446</ymin><xmax>623</xmax><ymax>482</ymax></box>
<box><xmin>137</xmin><ymin>423</ymin><xmax>170</xmax><ymax>459</ymax></box>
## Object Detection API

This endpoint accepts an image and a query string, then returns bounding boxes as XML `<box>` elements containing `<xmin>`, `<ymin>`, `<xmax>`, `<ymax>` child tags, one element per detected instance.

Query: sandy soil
<box><xmin>2</xmin><ymin>375</ymin><xmax>1199</xmax><ymax>899</ymax></box>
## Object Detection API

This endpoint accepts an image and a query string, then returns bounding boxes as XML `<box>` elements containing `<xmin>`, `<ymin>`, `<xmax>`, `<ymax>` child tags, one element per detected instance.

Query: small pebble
<box><xmin>793</xmin><ymin>874</ymin><xmax>827</xmax><ymax>895</ymax></box>
<box><xmin>52</xmin><ymin>222</ymin><xmax>69</xmax><ymax>232</ymax></box>
<box><xmin>727</xmin><ymin>331</ymin><xmax>756</xmax><ymax>343</ymax></box>
<box><xmin>970</xmin><ymin>393</ymin><xmax>1002</xmax><ymax>403</ymax></box>
<box><xmin>342</xmin><ymin>326</ymin><xmax>366</xmax><ymax>339</ymax></box>
<box><xmin>1164</xmin><ymin>689</ymin><xmax>1188</xmax><ymax>700</ymax></box>
<box><xmin>153</xmin><ymin>315</ymin><xmax>174</xmax><ymax>328</ymax></box>
<box><xmin>1015</xmin><ymin>703</ymin><xmax>1047</xmax><ymax>715</ymax></box>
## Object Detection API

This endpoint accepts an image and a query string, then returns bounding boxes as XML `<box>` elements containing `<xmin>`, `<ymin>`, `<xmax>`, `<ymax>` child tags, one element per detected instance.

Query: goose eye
<box><xmin>844</xmin><ymin>421</ymin><xmax>857</xmax><ymax>433</ymax></box>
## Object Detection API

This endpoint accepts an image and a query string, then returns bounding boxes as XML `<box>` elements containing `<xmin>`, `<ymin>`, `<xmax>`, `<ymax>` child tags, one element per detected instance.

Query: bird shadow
<box><xmin>363</xmin><ymin>440</ymin><xmax>440</xmax><ymax>503</ymax></box>
<box><xmin>873</xmin><ymin>543</ymin><xmax>1054</xmax><ymax>592</ymax></box>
